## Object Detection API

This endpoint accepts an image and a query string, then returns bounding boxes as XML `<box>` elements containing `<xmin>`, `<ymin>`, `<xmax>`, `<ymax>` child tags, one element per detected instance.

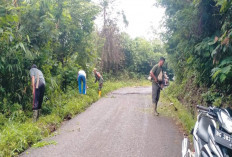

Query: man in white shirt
<box><xmin>77</xmin><ymin>70</ymin><xmax>87</xmax><ymax>94</ymax></box>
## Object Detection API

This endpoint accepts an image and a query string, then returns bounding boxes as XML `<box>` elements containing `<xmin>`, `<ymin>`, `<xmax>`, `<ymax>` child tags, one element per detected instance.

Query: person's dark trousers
<box><xmin>152</xmin><ymin>82</ymin><xmax>161</xmax><ymax>103</ymax></box>
<box><xmin>78</xmin><ymin>74</ymin><xmax>86</xmax><ymax>94</ymax></box>
<box><xmin>33</xmin><ymin>81</ymin><xmax>45</xmax><ymax>121</ymax></box>
<box><xmin>152</xmin><ymin>82</ymin><xmax>160</xmax><ymax>115</ymax></box>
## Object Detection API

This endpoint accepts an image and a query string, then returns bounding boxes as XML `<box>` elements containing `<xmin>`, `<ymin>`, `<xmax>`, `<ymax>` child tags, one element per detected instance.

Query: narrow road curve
<box><xmin>21</xmin><ymin>87</ymin><xmax>182</xmax><ymax>157</ymax></box>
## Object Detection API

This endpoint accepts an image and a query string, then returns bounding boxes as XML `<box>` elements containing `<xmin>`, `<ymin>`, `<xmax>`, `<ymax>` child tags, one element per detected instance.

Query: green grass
<box><xmin>32</xmin><ymin>141</ymin><xmax>57</xmax><ymax>148</ymax></box>
<box><xmin>0</xmin><ymin>79</ymin><xmax>150</xmax><ymax>157</ymax></box>
<box><xmin>158</xmin><ymin>87</ymin><xmax>196</xmax><ymax>137</ymax></box>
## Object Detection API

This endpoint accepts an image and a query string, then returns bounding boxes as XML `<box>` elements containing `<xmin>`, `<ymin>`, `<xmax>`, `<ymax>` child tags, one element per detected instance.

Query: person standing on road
<box><xmin>30</xmin><ymin>64</ymin><xmax>45</xmax><ymax>122</ymax></box>
<box><xmin>150</xmin><ymin>57</ymin><xmax>165</xmax><ymax>116</ymax></box>
<box><xmin>93</xmin><ymin>68</ymin><xmax>103</xmax><ymax>97</ymax></box>
<box><xmin>77</xmin><ymin>70</ymin><xmax>87</xmax><ymax>94</ymax></box>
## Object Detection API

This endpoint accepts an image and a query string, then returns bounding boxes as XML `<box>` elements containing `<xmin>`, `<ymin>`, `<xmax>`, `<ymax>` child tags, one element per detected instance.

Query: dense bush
<box><xmin>158</xmin><ymin>0</ymin><xmax>232</xmax><ymax>109</ymax></box>
<box><xmin>0</xmin><ymin>0</ymin><xmax>99</xmax><ymax>114</ymax></box>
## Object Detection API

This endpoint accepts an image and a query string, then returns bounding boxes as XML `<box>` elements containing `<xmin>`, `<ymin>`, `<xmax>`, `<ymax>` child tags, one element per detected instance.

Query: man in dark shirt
<box><xmin>150</xmin><ymin>57</ymin><xmax>165</xmax><ymax>116</ymax></box>
<box><xmin>30</xmin><ymin>64</ymin><xmax>45</xmax><ymax>122</ymax></box>
<box><xmin>93</xmin><ymin>68</ymin><xmax>103</xmax><ymax>97</ymax></box>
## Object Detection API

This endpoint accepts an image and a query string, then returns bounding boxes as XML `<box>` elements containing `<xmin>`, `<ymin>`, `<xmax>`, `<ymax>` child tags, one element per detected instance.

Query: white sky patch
<box><xmin>93</xmin><ymin>0</ymin><xmax>165</xmax><ymax>40</ymax></box>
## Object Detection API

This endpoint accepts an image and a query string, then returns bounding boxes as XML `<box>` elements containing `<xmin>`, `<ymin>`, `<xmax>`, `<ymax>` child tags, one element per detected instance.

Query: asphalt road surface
<box><xmin>21</xmin><ymin>87</ymin><xmax>182</xmax><ymax>157</ymax></box>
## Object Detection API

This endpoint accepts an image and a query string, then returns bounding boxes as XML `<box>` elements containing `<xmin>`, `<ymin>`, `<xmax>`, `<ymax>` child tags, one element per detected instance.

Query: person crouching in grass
<box><xmin>93</xmin><ymin>68</ymin><xmax>103</xmax><ymax>97</ymax></box>
<box><xmin>30</xmin><ymin>64</ymin><xmax>45</xmax><ymax>122</ymax></box>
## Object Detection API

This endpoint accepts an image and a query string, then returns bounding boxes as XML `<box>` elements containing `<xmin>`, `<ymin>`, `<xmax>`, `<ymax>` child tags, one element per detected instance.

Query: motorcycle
<box><xmin>182</xmin><ymin>105</ymin><xmax>232</xmax><ymax>157</ymax></box>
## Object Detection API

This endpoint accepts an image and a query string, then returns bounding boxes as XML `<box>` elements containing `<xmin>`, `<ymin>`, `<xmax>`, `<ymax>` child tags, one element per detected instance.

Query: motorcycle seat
<box><xmin>197</xmin><ymin>116</ymin><xmax>214</xmax><ymax>143</ymax></box>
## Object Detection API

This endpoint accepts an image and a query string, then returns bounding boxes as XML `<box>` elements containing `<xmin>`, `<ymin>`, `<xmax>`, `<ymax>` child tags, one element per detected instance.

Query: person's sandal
<box><xmin>154</xmin><ymin>111</ymin><xmax>159</xmax><ymax>116</ymax></box>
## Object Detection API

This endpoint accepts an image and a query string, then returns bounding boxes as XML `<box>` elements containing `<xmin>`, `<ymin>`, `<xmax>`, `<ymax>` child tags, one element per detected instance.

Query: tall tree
<box><xmin>99</xmin><ymin>0</ymin><xmax>126</xmax><ymax>72</ymax></box>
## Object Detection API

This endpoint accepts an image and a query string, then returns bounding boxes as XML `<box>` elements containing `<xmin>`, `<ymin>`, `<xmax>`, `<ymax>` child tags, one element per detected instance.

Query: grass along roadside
<box><xmin>0</xmin><ymin>79</ymin><xmax>150</xmax><ymax>157</ymax></box>
<box><xmin>32</xmin><ymin>141</ymin><xmax>57</xmax><ymax>148</ymax></box>
<box><xmin>158</xmin><ymin>87</ymin><xmax>196</xmax><ymax>140</ymax></box>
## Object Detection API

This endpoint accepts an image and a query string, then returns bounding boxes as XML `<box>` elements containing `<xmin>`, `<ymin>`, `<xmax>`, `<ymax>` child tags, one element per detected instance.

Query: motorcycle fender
<box><xmin>202</xmin><ymin>144</ymin><xmax>214</xmax><ymax>157</ymax></box>
<box><xmin>193</xmin><ymin>119</ymin><xmax>200</xmax><ymax>156</ymax></box>
<box><xmin>208</xmin><ymin>126</ymin><xmax>223</xmax><ymax>157</ymax></box>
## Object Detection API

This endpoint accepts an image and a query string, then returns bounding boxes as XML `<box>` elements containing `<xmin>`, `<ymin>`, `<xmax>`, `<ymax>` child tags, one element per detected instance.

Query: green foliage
<box><xmin>158</xmin><ymin>0</ymin><xmax>232</xmax><ymax>111</ymax></box>
<box><xmin>0</xmin><ymin>122</ymin><xmax>43</xmax><ymax>156</ymax></box>
<box><xmin>159</xmin><ymin>88</ymin><xmax>196</xmax><ymax>135</ymax></box>
<box><xmin>214</xmin><ymin>0</ymin><xmax>232</xmax><ymax>12</ymax></box>
<box><xmin>121</xmin><ymin>33</ymin><xmax>171</xmax><ymax>78</ymax></box>
<box><xmin>213</xmin><ymin>97</ymin><xmax>223</xmax><ymax>107</ymax></box>
<box><xmin>32</xmin><ymin>141</ymin><xmax>57</xmax><ymax>148</ymax></box>
<box><xmin>0</xmin><ymin>0</ymin><xmax>100</xmax><ymax>114</ymax></box>
<box><xmin>202</xmin><ymin>90</ymin><xmax>220</xmax><ymax>105</ymax></box>
<box><xmin>211</xmin><ymin>57</ymin><xmax>232</xmax><ymax>83</ymax></box>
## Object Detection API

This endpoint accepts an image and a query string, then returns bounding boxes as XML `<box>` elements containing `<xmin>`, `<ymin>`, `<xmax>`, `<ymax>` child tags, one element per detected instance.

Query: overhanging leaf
<box><xmin>221</xmin><ymin>65</ymin><xmax>232</xmax><ymax>74</ymax></box>
<box><xmin>220</xmin><ymin>74</ymin><xmax>226</xmax><ymax>82</ymax></box>
<box><xmin>19</xmin><ymin>42</ymin><xmax>26</xmax><ymax>53</ymax></box>
<box><xmin>211</xmin><ymin>45</ymin><xmax>220</xmax><ymax>57</ymax></box>
<box><xmin>208</xmin><ymin>36</ymin><xmax>218</xmax><ymax>45</ymax></box>
<box><xmin>219</xmin><ymin>57</ymin><xmax>232</xmax><ymax>67</ymax></box>
<box><xmin>211</xmin><ymin>67</ymin><xmax>221</xmax><ymax>79</ymax></box>
<box><xmin>26</xmin><ymin>35</ymin><xmax>30</xmax><ymax>43</ymax></box>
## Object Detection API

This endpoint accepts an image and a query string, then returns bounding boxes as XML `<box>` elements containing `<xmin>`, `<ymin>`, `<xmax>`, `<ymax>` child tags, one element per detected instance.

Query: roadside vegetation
<box><xmin>0</xmin><ymin>79</ymin><xmax>150</xmax><ymax>156</ymax></box>
<box><xmin>4</xmin><ymin>0</ymin><xmax>232</xmax><ymax>155</ymax></box>
<box><xmin>0</xmin><ymin>0</ymin><xmax>167</xmax><ymax>156</ymax></box>
<box><xmin>157</xmin><ymin>0</ymin><xmax>232</xmax><ymax>136</ymax></box>
<box><xmin>159</xmin><ymin>83</ymin><xmax>196</xmax><ymax>137</ymax></box>
<box><xmin>157</xmin><ymin>0</ymin><xmax>232</xmax><ymax>108</ymax></box>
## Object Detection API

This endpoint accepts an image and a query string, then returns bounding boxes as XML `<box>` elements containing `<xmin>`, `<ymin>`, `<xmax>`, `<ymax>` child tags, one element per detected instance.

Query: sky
<box><xmin>93</xmin><ymin>0</ymin><xmax>166</xmax><ymax>40</ymax></box>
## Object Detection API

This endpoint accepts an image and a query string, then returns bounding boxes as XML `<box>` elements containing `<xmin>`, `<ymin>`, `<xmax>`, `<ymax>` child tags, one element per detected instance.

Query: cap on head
<box><xmin>160</xmin><ymin>57</ymin><xmax>165</xmax><ymax>61</ymax></box>
<box><xmin>31</xmin><ymin>64</ymin><xmax>37</xmax><ymax>69</ymax></box>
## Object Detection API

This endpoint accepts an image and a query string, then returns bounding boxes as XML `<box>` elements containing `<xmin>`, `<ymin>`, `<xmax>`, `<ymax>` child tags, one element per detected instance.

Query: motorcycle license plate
<box><xmin>215</xmin><ymin>129</ymin><xmax>232</xmax><ymax>149</ymax></box>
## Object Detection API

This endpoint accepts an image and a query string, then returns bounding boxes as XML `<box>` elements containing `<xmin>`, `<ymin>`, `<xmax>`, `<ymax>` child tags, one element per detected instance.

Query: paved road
<box><xmin>21</xmin><ymin>87</ymin><xmax>182</xmax><ymax>157</ymax></box>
